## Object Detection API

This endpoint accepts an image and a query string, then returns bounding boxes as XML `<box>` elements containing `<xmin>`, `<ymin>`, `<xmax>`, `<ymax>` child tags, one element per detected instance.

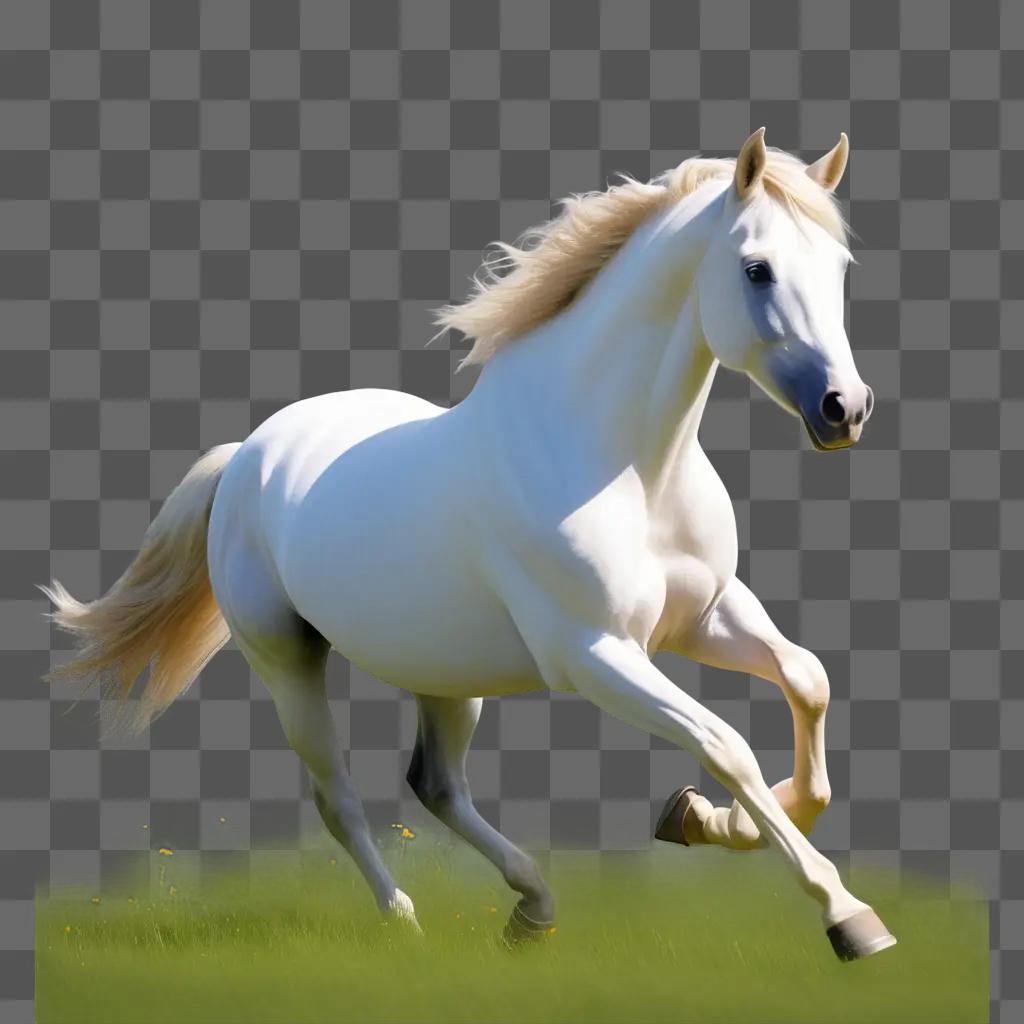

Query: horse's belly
<box><xmin>331</xmin><ymin>612</ymin><xmax>543</xmax><ymax>699</ymax></box>
<box><xmin>286</xmin><ymin>547</ymin><xmax>544</xmax><ymax>697</ymax></box>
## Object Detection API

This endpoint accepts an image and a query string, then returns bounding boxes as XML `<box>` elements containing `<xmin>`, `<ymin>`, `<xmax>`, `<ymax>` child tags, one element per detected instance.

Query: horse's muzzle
<box><xmin>800</xmin><ymin>384</ymin><xmax>873</xmax><ymax>451</ymax></box>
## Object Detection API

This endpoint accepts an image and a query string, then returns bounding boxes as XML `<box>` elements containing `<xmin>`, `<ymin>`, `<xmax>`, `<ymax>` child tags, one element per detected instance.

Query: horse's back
<box><xmin>210</xmin><ymin>388</ymin><xmax>438</xmax><ymax>557</ymax></box>
<box><xmin>251</xmin><ymin>388</ymin><xmax>445</xmax><ymax>552</ymax></box>
<box><xmin>208</xmin><ymin>387</ymin><xmax>544</xmax><ymax>697</ymax></box>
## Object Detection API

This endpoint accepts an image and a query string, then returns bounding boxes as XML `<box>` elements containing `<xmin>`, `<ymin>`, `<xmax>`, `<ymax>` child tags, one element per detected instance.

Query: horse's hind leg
<box><xmin>407</xmin><ymin>695</ymin><xmax>555</xmax><ymax>944</ymax></box>
<box><xmin>215</xmin><ymin>545</ymin><xmax>418</xmax><ymax>928</ymax></box>
<box><xmin>257</xmin><ymin>642</ymin><xmax>419</xmax><ymax>929</ymax></box>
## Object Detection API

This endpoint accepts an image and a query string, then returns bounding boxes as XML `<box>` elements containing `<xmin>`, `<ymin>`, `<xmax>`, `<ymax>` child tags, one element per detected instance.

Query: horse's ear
<box><xmin>734</xmin><ymin>127</ymin><xmax>767</xmax><ymax>200</ymax></box>
<box><xmin>806</xmin><ymin>132</ymin><xmax>849</xmax><ymax>192</ymax></box>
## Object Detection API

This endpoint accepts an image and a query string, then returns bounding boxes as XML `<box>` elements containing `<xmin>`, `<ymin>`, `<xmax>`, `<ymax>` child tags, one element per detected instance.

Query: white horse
<box><xmin>44</xmin><ymin>129</ymin><xmax>893</xmax><ymax>961</ymax></box>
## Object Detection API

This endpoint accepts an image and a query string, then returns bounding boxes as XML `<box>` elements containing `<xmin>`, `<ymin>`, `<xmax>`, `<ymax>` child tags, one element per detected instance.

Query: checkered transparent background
<box><xmin>1</xmin><ymin>1</ymin><xmax>1021</xmax><ymax>1019</ymax></box>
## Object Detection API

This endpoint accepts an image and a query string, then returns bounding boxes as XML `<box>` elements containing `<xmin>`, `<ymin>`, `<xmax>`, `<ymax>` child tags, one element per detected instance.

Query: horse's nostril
<box><xmin>820</xmin><ymin>391</ymin><xmax>846</xmax><ymax>426</ymax></box>
<box><xmin>864</xmin><ymin>386</ymin><xmax>874</xmax><ymax>421</ymax></box>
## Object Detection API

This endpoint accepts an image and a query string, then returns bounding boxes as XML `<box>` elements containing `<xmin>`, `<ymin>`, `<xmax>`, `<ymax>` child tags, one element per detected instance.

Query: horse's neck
<box><xmin>478</xmin><ymin>190</ymin><xmax>722</xmax><ymax>490</ymax></box>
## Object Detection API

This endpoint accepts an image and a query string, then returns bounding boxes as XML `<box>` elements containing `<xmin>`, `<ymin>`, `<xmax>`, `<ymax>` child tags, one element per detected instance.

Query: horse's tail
<box><xmin>40</xmin><ymin>443</ymin><xmax>242</xmax><ymax>735</ymax></box>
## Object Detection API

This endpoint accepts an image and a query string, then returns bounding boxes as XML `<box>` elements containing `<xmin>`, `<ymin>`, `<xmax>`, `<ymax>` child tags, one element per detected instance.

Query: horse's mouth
<box><xmin>801</xmin><ymin>416</ymin><xmax>857</xmax><ymax>452</ymax></box>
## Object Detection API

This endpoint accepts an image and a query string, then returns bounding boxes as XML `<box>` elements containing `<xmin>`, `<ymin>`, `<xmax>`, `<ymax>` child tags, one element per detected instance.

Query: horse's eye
<box><xmin>744</xmin><ymin>261</ymin><xmax>773</xmax><ymax>285</ymax></box>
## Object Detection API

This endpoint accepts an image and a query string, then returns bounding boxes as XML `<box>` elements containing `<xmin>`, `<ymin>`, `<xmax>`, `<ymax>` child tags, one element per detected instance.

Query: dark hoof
<box><xmin>826</xmin><ymin>908</ymin><xmax>897</xmax><ymax>962</ymax></box>
<box><xmin>501</xmin><ymin>904</ymin><xmax>556</xmax><ymax>949</ymax></box>
<box><xmin>655</xmin><ymin>785</ymin><xmax>703</xmax><ymax>846</ymax></box>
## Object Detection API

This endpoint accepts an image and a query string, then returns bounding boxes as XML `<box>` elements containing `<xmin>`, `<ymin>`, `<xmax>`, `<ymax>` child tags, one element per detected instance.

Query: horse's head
<box><xmin>696</xmin><ymin>129</ymin><xmax>872</xmax><ymax>451</ymax></box>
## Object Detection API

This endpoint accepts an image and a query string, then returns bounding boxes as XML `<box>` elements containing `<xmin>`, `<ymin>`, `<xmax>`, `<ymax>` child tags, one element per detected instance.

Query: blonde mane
<box><xmin>434</xmin><ymin>149</ymin><xmax>848</xmax><ymax>368</ymax></box>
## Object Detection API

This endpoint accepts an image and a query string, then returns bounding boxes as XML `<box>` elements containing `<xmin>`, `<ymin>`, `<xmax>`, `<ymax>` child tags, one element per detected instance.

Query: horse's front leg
<box><xmin>670</xmin><ymin>575</ymin><xmax>832</xmax><ymax>847</ymax></box>
<box><xmin>553</xmin><ymin>630</ymin><xmax>894</xmax><ymax>958</ymax></box>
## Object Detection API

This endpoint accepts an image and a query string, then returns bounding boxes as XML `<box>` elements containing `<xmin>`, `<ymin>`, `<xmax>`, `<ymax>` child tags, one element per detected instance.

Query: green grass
<box><xmin>38</xmin><ymin>830</ymin><xmax>988</xmax><ymax>1024</ymax></box>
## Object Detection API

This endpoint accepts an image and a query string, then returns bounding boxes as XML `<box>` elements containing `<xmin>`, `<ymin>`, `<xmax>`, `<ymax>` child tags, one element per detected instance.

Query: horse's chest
<box><xmin>649</xmin><ymin>552</ymin><xmax>726</xmax><ymax>651</ymax></box>
<box><xmin>647</xmin><ymin>483</ymin><xmax>739</xmax><ymax>651</ymax></box>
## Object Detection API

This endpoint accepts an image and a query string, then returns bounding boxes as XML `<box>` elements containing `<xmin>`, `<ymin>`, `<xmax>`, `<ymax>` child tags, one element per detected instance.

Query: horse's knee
<box><xmin>778</xmin><ymin>647</ymin><xmax>830</xmax><ymax>718</ymax></box>
<box><xmin>803</xmin><ymin>784</ymin><xmax>832</xmax><ymax>813</ymax></box>
<box><xmin>788</xmin><ymin>785</ymin><xmax>832</xmax><ymax>837</ymax></box>
<box><xmin>699</xmin><ymin>719</ymin><xmax>762</xmax><ymax>794</ymax></box>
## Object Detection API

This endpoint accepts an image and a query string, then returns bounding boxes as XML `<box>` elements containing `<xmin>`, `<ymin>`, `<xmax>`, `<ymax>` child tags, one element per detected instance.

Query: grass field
<box><xmin>37</xmin><ymin>828</ymin><xmax>988</xmax><ymax>1024</ymax></box>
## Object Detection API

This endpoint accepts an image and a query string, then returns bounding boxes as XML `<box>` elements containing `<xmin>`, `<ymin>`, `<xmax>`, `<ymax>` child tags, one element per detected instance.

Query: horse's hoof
<box><xmin>500</xmin><ymin>904</ymin><xmax>556</xmax><ymax>950</ymax></box>
<box><xmin>826</xmin><ymin>908</ymin><xmax>897</xmax><ymax>962</ymax></box>
<box><xmin>382</xmin><ymin>889</ymin><xmax>423</xmax><ymax>936</ymax></box>
<box><xmin>654</xmin><ymin>785</ymin><xmax>705</xmax><ymax>846</ymax></box>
